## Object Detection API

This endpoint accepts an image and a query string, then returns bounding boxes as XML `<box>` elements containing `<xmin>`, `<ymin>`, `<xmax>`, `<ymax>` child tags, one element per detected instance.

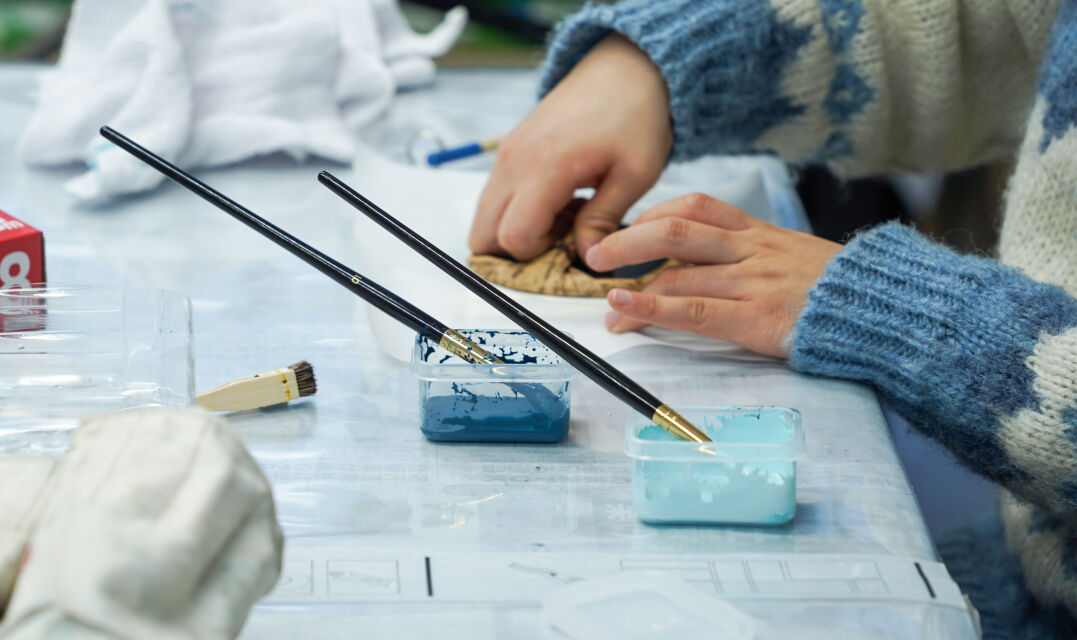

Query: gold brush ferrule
<box><xmin>652</xmin><ymin>404</ymin><xmax>711</xmax><ymax>443</ymax></box>
<box><xmin>439</xmin><ymin>329</ymin><xmax>504</xmax><ymax>365</ymax></box>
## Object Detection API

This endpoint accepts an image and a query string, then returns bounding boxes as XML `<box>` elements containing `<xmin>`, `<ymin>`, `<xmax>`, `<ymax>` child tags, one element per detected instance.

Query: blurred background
<box><xmin>0</xmin><ymin>0</ymin><xmax>1003</xmax><ymax>540</ymax></box>
<box><xmin>0</xmin><ymin>0</ymin><xmax>71</xmax><ymax>61</ymax></box>
<box><xmin>0</xmin><ymin>0</ymin><xmax>570</xmax><ymax>65</ymax></box>
<box><xmin>0</xmin><ymin>0</ymin><xmax>1005</xmax><ymax>253</ymax></box>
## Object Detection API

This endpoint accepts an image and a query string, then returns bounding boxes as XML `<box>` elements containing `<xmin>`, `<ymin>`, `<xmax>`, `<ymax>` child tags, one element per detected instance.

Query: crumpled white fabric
<box><xmin>0</xmin><ymin>458</ymin><xmax>55</xmax><ymax>619</ymax></box>
<box><xmin>0</xmin><ymin>408</ymin><xmax>283</xmax><ymax>640</ymax></box>
<box><xmin>19</xmin><ymin>0</ymin><xmax>467</xmax><ymax>202</ymax></box>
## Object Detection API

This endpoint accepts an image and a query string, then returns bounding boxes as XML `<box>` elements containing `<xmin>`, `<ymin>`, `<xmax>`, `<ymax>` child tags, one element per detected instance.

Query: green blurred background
<box><xmin>0</xmin><ymin>0</ymin><xmax>71</xmax><ymax>60</ymax></box>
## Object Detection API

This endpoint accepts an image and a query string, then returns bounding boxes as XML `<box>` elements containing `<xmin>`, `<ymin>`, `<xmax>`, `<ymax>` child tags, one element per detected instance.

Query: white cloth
<box><xmin>0</xmin><ymin>458</ymin><xmax>55</xmax><ymax>619</ymax></box>
<box><xmin>19</xmin><ymin>0</ymin><xmax>467</xmax><ymax>202</ymax></box>
<box><xmin>0</xmin><ymin>408</ymin><xmax>283</xmax><ymax>640</ymax></box>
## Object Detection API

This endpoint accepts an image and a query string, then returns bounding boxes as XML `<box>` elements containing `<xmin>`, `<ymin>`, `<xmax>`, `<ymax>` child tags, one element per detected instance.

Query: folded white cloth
<box><xmin>0</xmin><ymin>458</ymin><xmax>55</xmax><ymax>619</ymax></box>
<box><xmin>0</xmin><ymin>408</ymin><xmax>283</xmax><ymax>640</ymax></box>
<box><xmin>19</xmin><ymin>0</ymin><xmax>467</xmax><ymax>202</ymax></box>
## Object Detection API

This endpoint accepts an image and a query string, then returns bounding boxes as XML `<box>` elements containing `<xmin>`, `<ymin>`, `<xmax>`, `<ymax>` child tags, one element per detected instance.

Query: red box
<box><xmin>0</xmin><ymin>209</ymin><xmax>45</xmax><ymax>332</ymax></box>
<box><xmin>0</xmin><ymin>209</ymin><xmax>44</xmax><ymax>290</ymax></box>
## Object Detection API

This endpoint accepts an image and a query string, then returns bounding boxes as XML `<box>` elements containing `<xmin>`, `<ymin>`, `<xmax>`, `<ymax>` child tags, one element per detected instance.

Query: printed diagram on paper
<box><xmin>264</xmin><ymin>548</ymin><xmax>965</xmax><ymax>610</ymax></box>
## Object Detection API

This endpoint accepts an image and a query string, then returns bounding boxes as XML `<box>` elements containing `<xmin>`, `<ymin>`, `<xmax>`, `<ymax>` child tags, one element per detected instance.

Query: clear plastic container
<box><xmin>625</xmin><ymin>406</ymin><xmax>804</xmax><ymax>525</ymax></box>
<box><xmin>0</xmin><ymin>285</ymin><xmax>193</xmax><ymax>450</ymax></box>
<box><xmin>410</xmin><ymin>329</ymin><xmax>574</xmax><ymax>443</ymax></box>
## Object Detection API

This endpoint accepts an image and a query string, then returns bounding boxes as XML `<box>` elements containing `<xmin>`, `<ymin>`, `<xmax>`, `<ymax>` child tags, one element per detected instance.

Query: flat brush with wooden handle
<box><xmin>196</xmin><ymin>361</ymin><xmax>317</xmax><ymax>411</ymax></box>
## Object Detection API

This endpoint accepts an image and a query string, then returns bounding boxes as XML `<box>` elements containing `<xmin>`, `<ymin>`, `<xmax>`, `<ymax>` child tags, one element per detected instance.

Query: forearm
<box><xmin>542</xmin><ymin>0</ymin><xmax>1060</xmax><ymax>174</ymax></box>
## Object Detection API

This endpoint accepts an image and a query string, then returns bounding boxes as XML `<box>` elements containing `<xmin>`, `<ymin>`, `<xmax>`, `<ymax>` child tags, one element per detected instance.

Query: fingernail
<box><xmin>604</xmin><ymin>310</ymin><xmax>620</xmax><ymax>330</ymax></box>
<box><xmin>609</xmin><ymin>289</ymin><xmax>631</xmax><ymax>306</ymax></box>
<box><xmin>585</xmin><ymin>244</ymin><xmax>601</xmax><ymax>269</ymax></box>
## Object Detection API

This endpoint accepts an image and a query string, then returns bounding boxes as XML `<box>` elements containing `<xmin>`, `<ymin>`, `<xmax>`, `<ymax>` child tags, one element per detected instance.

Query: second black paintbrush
<box><xmin>98</xmin><ymin>126</ymin><xmax>500</xmax><ymax>366</ymax></box>
<box><xmin>318</xmin><ymin>171</ymin><xmax>711</xmax><ymax>444</ymax></box>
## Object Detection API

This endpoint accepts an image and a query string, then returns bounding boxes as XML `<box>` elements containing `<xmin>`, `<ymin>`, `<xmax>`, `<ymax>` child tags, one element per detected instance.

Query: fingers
<box><xmin>605</xmin><ymin>309</ymin><xmax>649</xmax><ymax>333</ymax></box>
<box><xmin>471</xmin><ymin>149</ymin><xmax>651</xmax><ymax>261</ymax></box>
<box><xmin>635</xmin><ymin>192</ymin><xmax>755</xmax><ymax>230</ymax></box>
<box><xmin>648</xmin><ymin>264</ymin><xmax>752</xmax><ymax>299</ymax></box>
<box><xmin>469</xmin><ymin>31</ymin><xmax>673</xmax><ymax>260</ymax></box>
<box><xmin>496</xmin><ymin>166</ymin><xmax>583</xmax><ymax>260</ymax></box>
<box><xmin>469</xmin><ymin>131</ymin><xmax>585</xmax><ymax>259</ymax></box>
<box><xmin>586</xmin><ymin>216</ymin><xmax>748</xmax><ymax>271</ymax></box>
<box><xmin>604</xmin><ymin>265</ymin><xmax>748</xmax><ymax>333</ymax></box>
<box><xmin>573</xmin><ymin>163</ymin><xmax>656</xmax><ymax>258</ymax></box>
<box><xmin>605</xmin><ymin>287</ymin><xmax>749</xmax><ymax>338</ymax></box>
<box><xmin>473</xmin><ymin>140</ymin><xmax>603</xmax><ymax>260</ymax></box>
<box><xmin>469</xmin><ymin>171</ymin><xmax>512</xmax><ymax>256</ymax></box>
<box><xmin>596</xmin><ymin>205</ymin><xmax>843</xmax><ymax>359</ymax></box>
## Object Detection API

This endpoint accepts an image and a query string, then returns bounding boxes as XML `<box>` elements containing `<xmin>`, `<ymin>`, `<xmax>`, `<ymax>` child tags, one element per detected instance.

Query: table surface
<box><xmin>0</xmin><ymin>64</ymin><xmax>977</xmax><ymax>639</ymax></box>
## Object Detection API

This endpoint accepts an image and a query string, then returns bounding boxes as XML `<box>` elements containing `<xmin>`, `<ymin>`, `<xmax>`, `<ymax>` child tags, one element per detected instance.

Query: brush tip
<box><xmin>289</xmin><ymin>360</ymin><xmax>317</xmax><ymax>397</ymax></box>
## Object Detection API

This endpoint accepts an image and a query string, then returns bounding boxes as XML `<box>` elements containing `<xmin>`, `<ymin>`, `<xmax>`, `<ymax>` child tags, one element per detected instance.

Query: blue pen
<box><xmin>426</xmin><ymin>136</ymin><xmax>502</xmax><ymax>167</ymax></box>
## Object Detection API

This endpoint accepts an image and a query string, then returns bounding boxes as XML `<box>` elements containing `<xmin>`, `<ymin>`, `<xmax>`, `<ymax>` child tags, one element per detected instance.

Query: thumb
<box><xmin>575</xmin><ymin>166</ymin><xmax>653</xmax><ymax>265</ymax></box>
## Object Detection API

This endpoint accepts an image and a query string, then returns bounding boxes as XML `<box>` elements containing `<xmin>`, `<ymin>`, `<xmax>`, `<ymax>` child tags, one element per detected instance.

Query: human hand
<box><xmin>469</xmin><ymin>33</ymin><xmax>672</xmax><ymax>261</ymax></box>
<box><xmin>586</xmin><ymin>194</ymin><xmax>842</xmax><ymax>358</ymax></box>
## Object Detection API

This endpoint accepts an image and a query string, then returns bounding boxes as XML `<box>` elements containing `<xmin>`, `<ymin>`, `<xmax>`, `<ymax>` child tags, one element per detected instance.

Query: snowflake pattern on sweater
<box><xmin>542</xmin><ymin>1</ymin><xmax>1077</xmax><ymax>637</ymax></box>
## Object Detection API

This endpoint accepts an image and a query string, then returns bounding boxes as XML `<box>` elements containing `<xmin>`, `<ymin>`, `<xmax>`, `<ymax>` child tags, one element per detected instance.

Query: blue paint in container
<box><xmin>410</xmin><ymin>329</ymin><xmax>574</xmax><ymax>443</ymax></box>
<box><xmin>624</xmin><ymin>406</ymin><xmax>804</xmax><ymax>525</ymax></box>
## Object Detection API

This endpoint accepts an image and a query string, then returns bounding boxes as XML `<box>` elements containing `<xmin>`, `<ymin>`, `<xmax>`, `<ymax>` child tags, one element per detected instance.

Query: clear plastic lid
<box><xmin>544</xmin><ymin>571</ymin><xmax>756</xmax><ymax>639</ymax></box>
<box><xmin>624</xmin><ymin>406</ymin><xmax>804</xmax><ymax>463</ymax></box>
<box><xmin>409</xmin><ymin>328</ymin><xmax>575</xmax><ymax>382</ymax></box>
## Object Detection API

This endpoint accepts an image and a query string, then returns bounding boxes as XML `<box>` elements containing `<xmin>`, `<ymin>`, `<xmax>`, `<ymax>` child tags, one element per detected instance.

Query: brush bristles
<box><xmin>289</xmin><ymin>361</ymin><xmax>317</xmax><ymax>397</ymax></box>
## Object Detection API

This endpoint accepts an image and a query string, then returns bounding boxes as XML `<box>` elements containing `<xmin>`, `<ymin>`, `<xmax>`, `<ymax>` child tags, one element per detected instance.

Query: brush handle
<box><xmin>99</xmin><ymin>126</ymin><xmax>444</xmax><ymax>341</ymax></box>
<box><xmin>317</xmin><ymin>171</ymin><xmax>709</xmax><ymax>443</ymax></box>
<box><xmin>427</xmin><ymin>143</ymin><xmax>483</xmax><ymax>167</ymax></box>
<box><xmin>426</xmin><ymin>136</ymin><xmax>501</xmax><ymax>167</ymax></box>
<box><xmin>196</xmin><ymin>368</ymin><xmax>299</xmax><ymax>411</ymax></box>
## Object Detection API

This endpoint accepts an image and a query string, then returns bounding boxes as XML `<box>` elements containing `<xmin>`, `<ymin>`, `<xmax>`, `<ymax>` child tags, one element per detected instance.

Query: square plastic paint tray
<box><xmin>410</xmin><ymin>329</ymin><xmax>575</xmax><ymax>443</ymax></box>
<box><xmin>624</xmin><ymin>406</ymin><xmax>804</xmax><ymax>525</ymax></box>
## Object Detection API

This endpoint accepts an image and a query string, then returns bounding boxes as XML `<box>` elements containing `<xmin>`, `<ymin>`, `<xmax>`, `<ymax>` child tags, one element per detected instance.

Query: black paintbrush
<box><xmin>317</xmin><ymin>171</ymin><xmax>710</xmax><ymax>444</ymax></box>
<box><xmin>98</xmin><ymin>126</ymin><xmax>500</xmax><ymax>366</ymax></box>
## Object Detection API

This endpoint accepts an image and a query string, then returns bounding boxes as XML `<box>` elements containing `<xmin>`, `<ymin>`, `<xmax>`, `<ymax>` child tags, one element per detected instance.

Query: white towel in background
<box><xmin>0</xmin><ymin>408</ymin><xmax>283</xmax><ymax>639</ymax></box>
<box><xmin>19</xmin><ymin>0</ymin><xmax>467</xmax><ymax>202</ymax></box>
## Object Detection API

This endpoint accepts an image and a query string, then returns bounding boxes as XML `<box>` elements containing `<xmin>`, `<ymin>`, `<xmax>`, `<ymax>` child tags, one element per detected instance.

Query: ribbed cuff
<box><xmin>539</xmin><ymin>0</ymin><xmax>814</xmax><ymax>161</ymax></box>
<box><xmin>790</xmin><ymin>222</ymin><xmax>1077</xmax><ymax>481</ymax></box>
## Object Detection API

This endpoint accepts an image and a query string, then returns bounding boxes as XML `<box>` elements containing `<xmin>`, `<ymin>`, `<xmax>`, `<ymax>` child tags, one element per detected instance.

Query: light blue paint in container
<box><xmin>624</xmin><ymin>406</ymin><xmax>804</xmax><ymax>525</ymax></box>
<box><xmin>410</xmin><ymin>329</ymin><xmax>575</xmax><ymax>443</ymax></box>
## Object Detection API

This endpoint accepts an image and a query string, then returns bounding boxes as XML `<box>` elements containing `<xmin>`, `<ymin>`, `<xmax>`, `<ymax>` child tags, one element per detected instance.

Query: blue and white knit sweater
<box><xmin>543</xmin><ymin>1</ymin><xmax>1077</xmax><ymax>637</ymax></box>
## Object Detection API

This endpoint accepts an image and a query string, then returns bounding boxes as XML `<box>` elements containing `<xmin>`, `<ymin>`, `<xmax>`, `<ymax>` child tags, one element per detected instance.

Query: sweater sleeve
<box><xmin>789</xmin><ymin>0</ymin><xmax>1077</xmax><ymax>514</ymax></box>
<box><xmin>795</xmin><ymin>4</ymin><xmax>1077</xmax><ymax>623</ymax></box>
<box><xmin>789</xmin><ymin>222</ymin><xmax>1077</xmax><ymax>513</ymax></box>
<box><xmin>540</xmin><ymin>0</ymin><xmax>1061</xmax><ymax>175</ymax></box>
